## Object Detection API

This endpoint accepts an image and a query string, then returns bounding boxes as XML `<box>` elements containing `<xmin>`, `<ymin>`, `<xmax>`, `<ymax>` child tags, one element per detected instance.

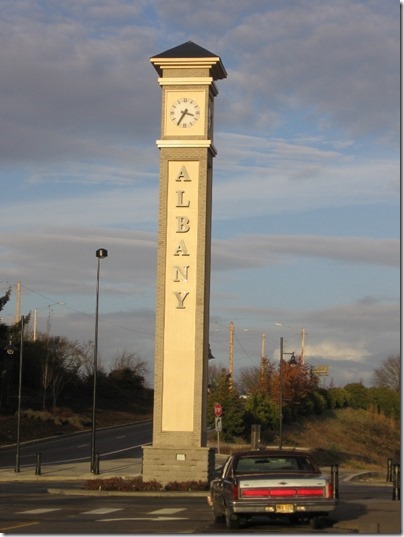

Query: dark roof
<box><xmin>152</xmin><ymin>41</ymin><xmax>218</xmax><ymax>59</ymax></box>
<box><xmin>150</xmin><ymin>41</ymin><xmax>227</xmax><ymax>80</ymax></box>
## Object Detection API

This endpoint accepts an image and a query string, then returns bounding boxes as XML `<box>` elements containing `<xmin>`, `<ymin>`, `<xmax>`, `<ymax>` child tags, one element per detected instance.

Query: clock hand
<box><xmin>177</xmin><ymin>108</ymin><xmax>188</xmax><ymax>126</ymax></box>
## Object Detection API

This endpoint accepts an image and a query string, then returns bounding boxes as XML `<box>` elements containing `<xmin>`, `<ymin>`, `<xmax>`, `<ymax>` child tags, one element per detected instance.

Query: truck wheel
<box><xmin>225</xmin><ymin>510</ymin><xmax>240</xmax><ymax>530</ymax></box>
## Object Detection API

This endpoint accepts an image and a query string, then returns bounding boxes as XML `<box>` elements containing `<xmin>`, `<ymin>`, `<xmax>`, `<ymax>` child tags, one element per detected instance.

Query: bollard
<box><xmin>251</xmin><ymin>424</ymin><xmax>261</xmax><ymax>449</ymax></box>
<box><xmin>35</xmin><ymin>452</ymin><xmax>41</xmax><ymax>475</ymax></box>
<box><xmin>392</xmin><ymin>463</ymin><xmax>400</xmax><ymax>501</ymax></box>
<box><xmin>94</xmin><ymin>452</ymin><xmax>100</xmax><ymax>475</ymax></box>
<box><xmin>386</xmin><ymin>457</ymin><xmax>393</xmax><ymax>482</ymax></box>
<box><xmin>331</xmin><ymin>464</ymin><xmax>339</xmax><ymax>500</ymax></box>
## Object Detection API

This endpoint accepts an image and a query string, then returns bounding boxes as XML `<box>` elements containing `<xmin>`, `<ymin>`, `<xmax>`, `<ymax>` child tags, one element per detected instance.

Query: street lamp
<box><xmin>91</xmin><ymin>248</ymin><xmax>108</xmax><ymax>474</ymax></box>
<box><xmin>1</xmin><ymin>340</ymin><xmax>17</xmax><ymax>419</ymax></box>
<box><xmin>279</xmin><ymin>336</ymin><xmax>296</xmax><ymax>450</ymax></box>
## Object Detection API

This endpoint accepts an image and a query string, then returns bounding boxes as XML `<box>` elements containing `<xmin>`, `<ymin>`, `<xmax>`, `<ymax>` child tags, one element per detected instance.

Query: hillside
<box><xmin>211</xmin><ymin>408</ymin><xmax>400</xmax><ymax>470</ymax></box>
<box><xmin>281</xmin><ymin>408</ymin><xmax>400</xmax><ymax>468</ymax></box>
<box><xmin>0</xmin><ymin>407</ymin><xmax>399</xmax><ymax>470</ymax></box>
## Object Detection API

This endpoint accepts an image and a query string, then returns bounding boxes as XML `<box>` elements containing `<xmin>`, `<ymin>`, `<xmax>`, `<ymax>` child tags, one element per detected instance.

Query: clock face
<box><xmin>170</xmin><ymin>97</ymin><xmax>200</xmax><ymax>128</ymax></box>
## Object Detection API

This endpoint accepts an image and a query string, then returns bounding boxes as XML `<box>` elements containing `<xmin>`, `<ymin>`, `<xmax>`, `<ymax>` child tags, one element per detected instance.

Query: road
<box><xmin>0</xmin><ymin>425</ymin><xmax>400</xmax><ymax>533</ymax></box>
<box><xmin>0</xmin><ymin>488</ymin><xmax>344</xmax><ymax>534</ymax></box>
<box><xmin>0</xmin><ymin>420</ymin><xmax>152</xmax><ymax>469</ymax></box>
<box><xmin>0</xmin><ymin>493</ymin><xmax>218</xmax><ymax>534</ymax></box>
<box><xmin>0</xmin><ymin>480</ymin><xmax>397</xmax><ymax>534</ymax></box>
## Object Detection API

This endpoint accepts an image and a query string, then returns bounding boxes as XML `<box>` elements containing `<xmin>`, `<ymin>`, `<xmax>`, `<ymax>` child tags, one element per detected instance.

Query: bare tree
<box><xmin>238</xmin><ymin>366</ymin><xmax>262</xmax><ymax>395</ymax></box>
<box><xmin>372</xmin><ymin>355</ymin><xmax>400</xmax><ymax>392</ymax></box>
<box><xmin>76</xmin><ymin>340</ymin><xmax>96</xmax><ymax>378</ymax></box>
<box><xmin>112</xmin><ymin>351</ymin><xmax>149</xmax><ymax>384</ymax></box>
<box><xmin>37</xmin><ymin>335</ymin><xmax>88</xmax><ymax>408</ymax></box>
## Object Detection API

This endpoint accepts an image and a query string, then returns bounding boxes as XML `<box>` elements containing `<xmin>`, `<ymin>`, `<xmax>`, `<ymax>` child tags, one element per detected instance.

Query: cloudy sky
<box><xmin>0</xmin><ymin>0</ymin><xmax>399</xmax><ymax>388</ymax></box>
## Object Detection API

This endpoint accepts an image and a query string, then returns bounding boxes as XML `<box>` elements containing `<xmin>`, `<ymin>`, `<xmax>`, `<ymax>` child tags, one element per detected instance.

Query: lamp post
<box><xmin>91</xmin><ymin>248</ymin><xmax>108</xmax><ymax>474</ymax></box>
<box><xmin>15</xmin><ymin>316</ymin><xmax>24</xmax><ymax>472</ymax></box>
<box><xmin>279</xmin><ymin>336</ymin><xmax>296</xmax><ymax>450</ymax></box>
<box><xmin>2</xmin><ymin>340</ymin><xmax>17</xmax><ymax>428</ymax></box>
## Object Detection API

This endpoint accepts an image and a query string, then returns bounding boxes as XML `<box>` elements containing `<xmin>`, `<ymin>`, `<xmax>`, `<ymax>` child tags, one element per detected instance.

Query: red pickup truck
<box><xmin>208</xmin><ymin>449</ymin><xmax>338</xmax><ymax>530</ymax></box>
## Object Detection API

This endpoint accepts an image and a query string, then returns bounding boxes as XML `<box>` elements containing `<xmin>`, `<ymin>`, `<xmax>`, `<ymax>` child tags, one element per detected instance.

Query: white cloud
<box><xmin>0</xmin><ymin>1</ymin><xmax>399</xmax><ymax>388</ymax></box>
<box><xmin>305</xmin><ymin>341</ymin><xmax>371</xmax><ymax>362</ymax></box>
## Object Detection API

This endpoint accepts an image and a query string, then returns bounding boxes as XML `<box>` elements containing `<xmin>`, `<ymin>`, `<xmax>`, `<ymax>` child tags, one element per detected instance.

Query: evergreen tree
<box><xmin>207</xmin><ymin>368</ymin><xmax>244</xmax><ymax>441</ymax></box>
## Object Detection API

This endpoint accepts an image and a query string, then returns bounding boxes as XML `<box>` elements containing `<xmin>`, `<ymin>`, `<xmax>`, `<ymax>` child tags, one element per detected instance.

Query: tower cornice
<box><xmin>150</xmin><ymin>41</ymin><xmax>227</xmax><ymax>81</ymax></box>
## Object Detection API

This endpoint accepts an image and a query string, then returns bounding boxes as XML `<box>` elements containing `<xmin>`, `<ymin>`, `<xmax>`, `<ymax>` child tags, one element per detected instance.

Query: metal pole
<box><xmin>15</xmin><ymin>316</ymin><xmax>24</xmax><ymax>472</ymax></box>
<box><xmin>35</xmin><ymin>452</ymin><xmax>41</xmax><ymax>475</ymax></box>
<box><xmin>331</xmin><ymin>464</ymin><xmax>339</xmax><ymax>499</ymax></box>
<box><xmin>228</xmin><ymin>321</ymin><xmax>234</xmax><ymax>390</ymax></box>
<box><xmin>386</xmin><ymin>457</ymin><xmax>393</xmax><ymax>482</ymax></box>
<box><xmin>392</xmin><ymin>464</ymin><xmax>400</xmax><ymax>501</ymax></box>
<box><xmin>91</xmin><ymin>248</ymin><xmax>107</xmax><ymax>473</ymax></box>
<box><xmin>91</xmin><ymin>257</ymin><xmax>100</xmax><ymax>473</ymax></box>
<box><xmin>94</xmin><ymin>452</ymin><xmax>100</xmax><ymax>475</ymax></box>
<box><xmin>279</xmin><ymin>336</ymin><xmax>283</xmax><ymax>449</ymax></box>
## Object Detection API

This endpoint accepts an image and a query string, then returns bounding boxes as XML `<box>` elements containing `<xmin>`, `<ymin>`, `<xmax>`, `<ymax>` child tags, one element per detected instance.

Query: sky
<box><xmin>0</xmin><ymin>0</ymin><xmax>400</xmax><ymax>388</ymax></box>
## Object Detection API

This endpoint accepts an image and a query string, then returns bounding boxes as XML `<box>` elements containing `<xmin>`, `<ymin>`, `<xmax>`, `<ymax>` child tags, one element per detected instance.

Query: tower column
<box><xmin>142</xmin><ymin>42</ymin><xmax>226</xmax><ymax>485</ymax></box>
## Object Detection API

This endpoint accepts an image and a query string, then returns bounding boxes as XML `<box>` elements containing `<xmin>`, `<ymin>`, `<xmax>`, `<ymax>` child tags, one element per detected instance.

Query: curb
<box><xmin>47</xmin><ymin>487</ymin><xmax>209</xmax><ymax>497</ymax></box>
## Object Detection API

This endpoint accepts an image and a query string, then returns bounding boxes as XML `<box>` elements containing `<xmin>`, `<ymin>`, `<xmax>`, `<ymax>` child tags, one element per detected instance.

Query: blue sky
<box><xmin>0</xmin><ymin>0</ymin><xmax>399</xmax><ymax>387</ymax></box>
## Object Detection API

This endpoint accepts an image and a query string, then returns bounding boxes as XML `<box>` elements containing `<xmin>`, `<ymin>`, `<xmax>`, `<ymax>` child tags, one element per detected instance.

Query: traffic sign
<box><xmin>215</xmin><ymin>417</ymin><xmax>222</xmax><ymax>432</ymax></box>
<box><xmin>214</xmin><ymin>403</ymin><xmax>222</xmax><ymax>417</ymax></box>
<box><xmin>312</xmin><ymin>365</ymin><xmax>329</xmax><ymax>376</ymax></box>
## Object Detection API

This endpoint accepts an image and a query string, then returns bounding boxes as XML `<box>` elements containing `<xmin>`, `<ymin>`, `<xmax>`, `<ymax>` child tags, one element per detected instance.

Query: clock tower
<box><xmin>142</xmin><ymin>42</ymin><xmax>226</xmax><ymax>484</ymax></box>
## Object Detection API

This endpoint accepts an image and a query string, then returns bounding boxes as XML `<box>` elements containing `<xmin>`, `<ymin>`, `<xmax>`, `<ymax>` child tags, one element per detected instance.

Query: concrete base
<box><xmin>142</xmin><ymin>445</ymin><xmax>215</xmax><ymax>486</ymax></box>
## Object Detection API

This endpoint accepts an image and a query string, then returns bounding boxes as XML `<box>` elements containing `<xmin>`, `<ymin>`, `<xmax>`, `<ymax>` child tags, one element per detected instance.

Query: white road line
<box><xmin>149</xmin><ymin>508</ymin><xmax>185</xmax><ymax>515</ymax></box>
<box><xmin>17</xmin><ymin>508</ymin><xmax>62</xmax><ymax>514</ymax></box>
<box><xmin>82</xmin><ymin>507</ymin><xmax>124</xmax><ymax>515</ymax></box>
<box><xmin>99</xmin><ymin>517</ymin><xmax>187</xmax><ymax>522</ymax></box>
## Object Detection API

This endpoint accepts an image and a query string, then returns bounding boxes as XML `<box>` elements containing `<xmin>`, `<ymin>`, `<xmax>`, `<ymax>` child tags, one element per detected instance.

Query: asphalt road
<box><xmin>0</xmin><ymin>424</ymin><xmax>400</xmax><ymax>533</ymax></box>
<box><xmin>0</xmin><ymin>479</ymin><xmax>398</xmax><ymax>534</ymax></box>
<box><xmin>0</xmin><ymin>420</ymin><xmax>152</xmax><ymax>469</ymax></box>
<box><xmin>0</xmin><ymin>488</ymin><xmax>352</xmax><ymax>534</ymax></box>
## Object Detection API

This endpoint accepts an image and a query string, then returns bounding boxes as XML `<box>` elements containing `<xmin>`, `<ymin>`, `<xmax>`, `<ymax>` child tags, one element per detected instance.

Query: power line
<box><xmin>1</xmin><ymin>281</ymin><xmax>155</xmax><ymax>338</ymax></box>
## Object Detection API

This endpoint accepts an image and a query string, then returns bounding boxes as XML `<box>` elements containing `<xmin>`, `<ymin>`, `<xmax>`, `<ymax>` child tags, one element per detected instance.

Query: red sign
<box><xmin>214</xmin><ymin>403</ymin><xmax>222</xmax><ymax>417</ymax></box>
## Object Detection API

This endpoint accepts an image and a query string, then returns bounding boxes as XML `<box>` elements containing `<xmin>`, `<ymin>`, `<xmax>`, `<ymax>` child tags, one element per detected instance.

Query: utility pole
<box><xmin>33</xmin><ymin>308</ymin><xmax>38</xmax><ymax>342</ymax></box>
<box><xmin>260</xmin><ymin>333</ymin><xmax>267</xmax><ymax>387</ymax></box>
<box><xmin>261</xmin><ymin>333</ymin><xmax>266</xmax><ymax>365</ymax></box>
<box><xmin>229</xmin><ymin>321</ymin><xmax>234</xmax><ymax>390</ymax></box>
<box><xmin>15</xmin><ymin>281</ymin><xmax>21</xmax><ymax>324</ymax></box>
<box><xmin>301</xmin><ymin>328</ymin><xmax>305</xmax><ymax>364</ymax></box>
<box><xmin>279</xmin><ymin>336</ymin><xmax>284</xmax><ymax>449</ymax></box>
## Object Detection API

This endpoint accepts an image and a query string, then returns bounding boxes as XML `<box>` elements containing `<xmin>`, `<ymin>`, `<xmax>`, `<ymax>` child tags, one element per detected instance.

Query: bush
<box><xmin>83</xmin><ymin>476</ymin><xmax>209</xmax><ymax>492</ymax></box>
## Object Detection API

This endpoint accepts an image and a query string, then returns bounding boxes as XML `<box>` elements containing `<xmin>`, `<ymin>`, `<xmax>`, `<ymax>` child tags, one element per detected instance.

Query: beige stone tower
<box><xmin>142</xmin><ymin>42</ymin><xmax>226</xmax><ymax>484</ymax></box>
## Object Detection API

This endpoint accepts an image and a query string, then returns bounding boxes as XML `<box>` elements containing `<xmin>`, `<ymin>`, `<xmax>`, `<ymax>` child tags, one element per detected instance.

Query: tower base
<box><xmin>142</xmin><ymin>445</ymin><xmax>215</xmax><ymax>486</ymax></box>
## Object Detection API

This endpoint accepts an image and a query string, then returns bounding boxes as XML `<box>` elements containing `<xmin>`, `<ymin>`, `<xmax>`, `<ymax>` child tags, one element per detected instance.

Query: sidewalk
<box><xmin>0</xmin><ymin>457</ymin><xmax>143</xmax><ymax>482</ymax></box>
<box><xmin>0</xmin><ymin>458</ymin><xmax>400</xmax><ymax>533</ymax></box>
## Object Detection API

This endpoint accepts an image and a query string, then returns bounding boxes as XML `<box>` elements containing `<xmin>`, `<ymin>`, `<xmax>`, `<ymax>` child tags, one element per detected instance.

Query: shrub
<box><xmin>83</xmin><ymin>477</ymin><xmax>208</xmax><ymax>492</ymax></box>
